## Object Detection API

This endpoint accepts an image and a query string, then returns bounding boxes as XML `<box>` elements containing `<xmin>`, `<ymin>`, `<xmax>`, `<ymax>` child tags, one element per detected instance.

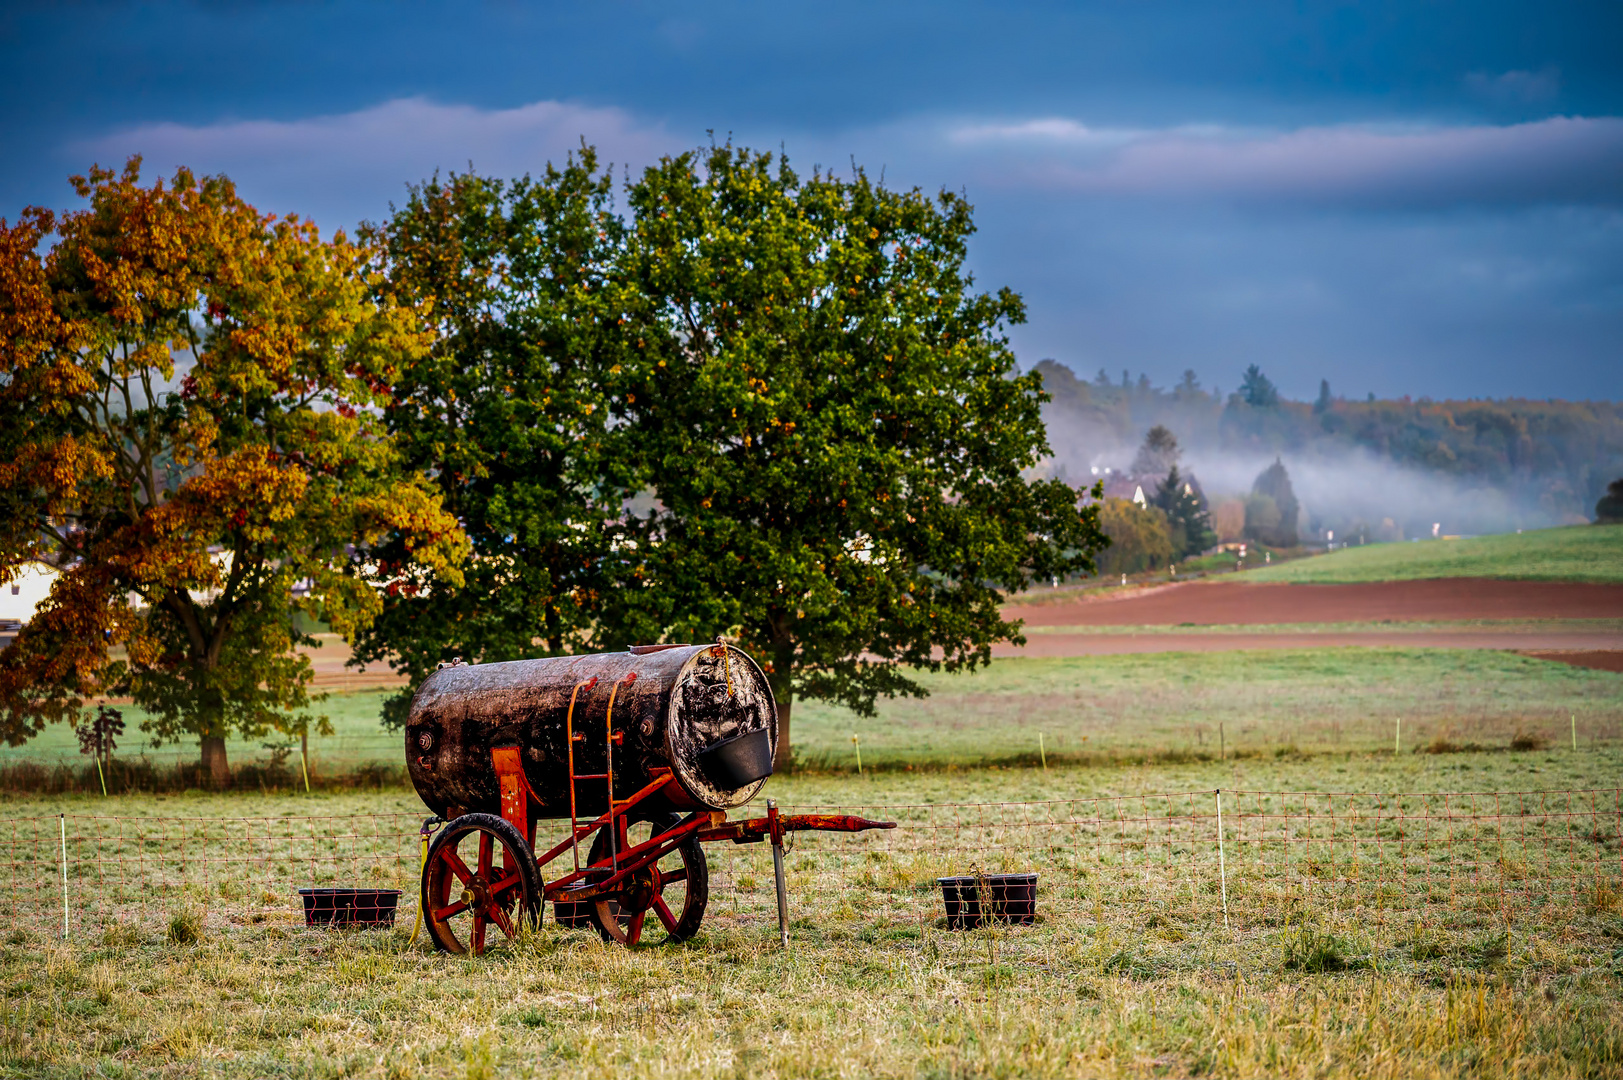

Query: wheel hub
<box><xmin>460</xmin><ymin>877</ymin><xmax>492</xmax><ymax>911</ymax></box>
<box><xmin>619</xmin><ymin>867</ymin><xmax>657</xmax><ymax>914</ymax></box>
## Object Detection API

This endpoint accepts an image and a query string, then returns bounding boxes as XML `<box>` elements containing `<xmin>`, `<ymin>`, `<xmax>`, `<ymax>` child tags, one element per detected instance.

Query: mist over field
<box><xmin>1033</xmin><ymin>360</ymin><xmax>1623</xmax><ymax>540</ymax></box>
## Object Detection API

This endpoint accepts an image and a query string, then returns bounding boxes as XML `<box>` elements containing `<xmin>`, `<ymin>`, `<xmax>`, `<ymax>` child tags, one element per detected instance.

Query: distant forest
<box><xmin>1033</xmin><ymin>361</ymin><xmax>1623</xmax><ymax>540</ymax></box>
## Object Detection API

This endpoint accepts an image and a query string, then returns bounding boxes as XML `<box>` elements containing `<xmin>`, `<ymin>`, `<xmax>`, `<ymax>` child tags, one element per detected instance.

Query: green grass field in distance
<box><xmin>1238</xmin><ymin>523</ymin><xmax>1623</xmax><ymax>584</ymax></box>
<box><xmin>6</xmin><ymin>648</ymin><xmax>1618</xmax><ymax>775</ymax></box>
<box><xmin>0</xmin><ymin>688</ymin><xmax>402</xmax><ymax>770</ymax></box>
<box><xmin>793</xmin><ymin>648</ymin><xmax>1621</xmax><ymax>769</ymax></box>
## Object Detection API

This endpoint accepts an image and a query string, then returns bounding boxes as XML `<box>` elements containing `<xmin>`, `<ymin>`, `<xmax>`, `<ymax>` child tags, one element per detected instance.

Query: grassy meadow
<box><xmin>4</xmin><ymin>742</ymin><xmax>1622</xmax><ymax>1079</ymax></box>
<box><xmin>3</xmin><ymin>547</ymin><xmax>1621</xmax><ymax>1076</ymax></box>
<box><xmin>1240</xmin><ymin>523</ymin><xmax>1623</xmax><ymax>584</ymax></box>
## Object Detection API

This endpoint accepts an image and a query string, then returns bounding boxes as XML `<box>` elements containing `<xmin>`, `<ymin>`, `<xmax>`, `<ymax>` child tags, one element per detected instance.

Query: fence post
<box><xmin>768</xmin><ymin>799</ymin><xmax>790</xmax><ymax>949</ymax></box>
<box><xmin>59</xmin><ymin>813</ymin><xmax>68</xmax><ymax>939</ymax></box>
<box><xmin>1215</xmin><ymin>790</ymin><xmax>1229</xmax><ymax>930</ymax></box>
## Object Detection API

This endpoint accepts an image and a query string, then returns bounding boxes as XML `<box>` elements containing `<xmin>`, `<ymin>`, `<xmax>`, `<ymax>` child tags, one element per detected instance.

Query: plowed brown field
<box><xmin>997</xmin><ymin>578</ymin><xmax>1623</xmax><ymax>659</ymax></box>
<box><xmin>1009</xmin><ymin>579</ymin><xmax>1622</xmax><ymax>627</ymax></box>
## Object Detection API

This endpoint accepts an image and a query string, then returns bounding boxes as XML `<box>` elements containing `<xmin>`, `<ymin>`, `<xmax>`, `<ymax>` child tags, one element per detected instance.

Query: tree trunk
<box><xmin>773</xmin><ymin>694</ymin><xmax>793</xmax><ymax>772</ymax></box>
<box><xmin>200</xmin><ymin>735</ymin><xmax>230</xmax><ymax>789</ymax></box>
<box><xmin>770</xmin><ymin>637</ymin><xmax>794</xmax><ymax>771</ymax></box>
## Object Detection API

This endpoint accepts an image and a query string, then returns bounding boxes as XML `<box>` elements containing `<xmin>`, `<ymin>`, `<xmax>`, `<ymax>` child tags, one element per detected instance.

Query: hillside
<box><xmin>1033</xmin><ymin>360</ymin><xmax>1623</xmax><ymax>537</ymax></box>
<box><xmin>1240</xmin><ymin>524</ymin><xmax>1623</xmax><ymax>584</ymax></box>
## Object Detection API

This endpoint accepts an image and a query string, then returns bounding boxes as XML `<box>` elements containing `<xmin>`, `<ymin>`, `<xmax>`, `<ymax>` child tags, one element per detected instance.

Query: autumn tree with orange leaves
<box><xmin>0</xmin><ymin>159</ymin><xmax>467</xmax><ymax>785</ymax></box>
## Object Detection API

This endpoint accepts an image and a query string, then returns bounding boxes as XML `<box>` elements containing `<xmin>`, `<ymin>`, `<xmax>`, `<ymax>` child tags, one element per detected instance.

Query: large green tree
<box><xmin>0</xmin><ymin>159</ymin><xmax>467</xmax><ymax>784</ymax></box>
<box><xmin>608</xmin><ymin>145</ymin><xmax>1107</xmax><ymax>766</ymax></box>
<box><xmin>350</xmin><ymin>153</ymin><xmax>636</xmax><ymax>724</ymax></box>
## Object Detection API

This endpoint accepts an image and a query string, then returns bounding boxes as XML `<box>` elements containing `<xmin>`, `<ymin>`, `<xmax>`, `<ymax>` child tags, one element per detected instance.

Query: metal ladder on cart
<box><xmin>563</xmin><ymin>673</ymin><xmax>639</xmax><ymax>875</ymax></box>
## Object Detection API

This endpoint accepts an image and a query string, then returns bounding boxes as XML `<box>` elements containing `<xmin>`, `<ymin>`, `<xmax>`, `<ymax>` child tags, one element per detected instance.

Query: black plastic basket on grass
<box><xmin>936</xmin><ymin>873</ymin><xmax>1038</xmax><ymax>930</ymax></box>
<box><xmin>299</xmin><ymin>888</ymin><xmax>402</xmax><ymax>928</ymax></box>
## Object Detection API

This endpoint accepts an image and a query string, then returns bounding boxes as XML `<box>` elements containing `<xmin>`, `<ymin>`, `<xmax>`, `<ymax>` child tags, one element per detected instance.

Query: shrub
<box><xmin>1595</xmin><ymin>478</ymin><xmax>1623</xmax><ymax>523</ymax></box>
<box><xmin>1509</xmin><ymin>729</ymin><xmax>1548</xmax><ymax>752</ymax></box>
<box><xmin>1096</xmin><ymin>497</ymin><xmax>1174</xmax><ymax>576</ymax></box>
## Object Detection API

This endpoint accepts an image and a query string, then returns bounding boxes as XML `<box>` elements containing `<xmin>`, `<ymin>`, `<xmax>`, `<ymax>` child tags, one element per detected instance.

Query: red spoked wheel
<box><xmin>587</xmin><ymin>811</ymin><xmax>708</xmax><ymax>946</ymax></box>
<box><xmin>422</xmin><ymin>813</ymin><xmax>543</xmax><ymax>955</ymax></box>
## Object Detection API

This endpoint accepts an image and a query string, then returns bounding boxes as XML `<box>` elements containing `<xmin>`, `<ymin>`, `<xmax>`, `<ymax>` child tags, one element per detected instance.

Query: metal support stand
<box><xmin>768</xmin><ymin>798</ymin><xmax>789</xmax><ymax>948</ymax></box>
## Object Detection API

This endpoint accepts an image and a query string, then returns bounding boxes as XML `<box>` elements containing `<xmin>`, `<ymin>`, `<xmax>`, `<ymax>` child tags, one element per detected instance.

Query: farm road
<box><xmin>997</xmin><ymin>579</ymin><xmax>1623</xmax><ymax>662</ymax></box>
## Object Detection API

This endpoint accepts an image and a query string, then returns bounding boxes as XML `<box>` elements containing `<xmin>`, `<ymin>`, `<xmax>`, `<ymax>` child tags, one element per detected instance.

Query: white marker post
<box><xmin>1214</xmin><ymin>791</ymin><xmax>1229</xmax><ymax>930</ymax></box>
<box><xmin>59</xmin><ymin>814</ymin><xmax>68</xmax><ymax>939</ymax></box>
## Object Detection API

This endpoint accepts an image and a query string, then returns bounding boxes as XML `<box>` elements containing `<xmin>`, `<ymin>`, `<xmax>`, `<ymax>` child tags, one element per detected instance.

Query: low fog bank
<box><xmin>1055</xmin><ymin>437</ymin><xmax>1546</xmax><ymax>540</ymax></box>
<box><xmin>1032</xmin><ymin>361</ymin><xmax>1623</xmax><ymax>542</ymax></box>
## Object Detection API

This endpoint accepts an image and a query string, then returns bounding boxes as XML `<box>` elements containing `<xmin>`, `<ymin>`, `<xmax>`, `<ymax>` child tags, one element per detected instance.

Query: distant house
<box><xmin>1097</xmin><ymin>474</ymin><xmax>1149</xmax><ymax>507</ymax></box>
<box><xmin>1093</xmin><ymin>465</ymin><xmax>1211</xmax><ymax>517</ymax></box>
<box><xmin>0</xmin><ymin>561</ymin><xmax>59</xmax><ymax>626</ymax></box>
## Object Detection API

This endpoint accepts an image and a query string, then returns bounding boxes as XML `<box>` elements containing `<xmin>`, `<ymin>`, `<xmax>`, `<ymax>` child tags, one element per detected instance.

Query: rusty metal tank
<box><xmin>405</xmin><ymin>643</ymin><xmax>778</xmax><ymax>821</ymax></box>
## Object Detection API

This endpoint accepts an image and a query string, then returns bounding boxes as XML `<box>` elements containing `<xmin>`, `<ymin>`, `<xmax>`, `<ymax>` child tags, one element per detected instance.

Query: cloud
<box><xmin>945</xmin><ymin>115</ymin><xmax>1623</xmax><ymax>208</ymax></box>
<box><xmin>75</xmin><ymin>96</ymin><xmax>1623</xmax><ymax>225</ymax></box>
<box><xmin>74</xmin><ymin>97</ymin><xmax>681</xmax><ymax>225</ymax></box>
<box><xmin>1464</xmin><ymin>68</ymin><xmax>1561</xmax><ymax>105</ymax></box>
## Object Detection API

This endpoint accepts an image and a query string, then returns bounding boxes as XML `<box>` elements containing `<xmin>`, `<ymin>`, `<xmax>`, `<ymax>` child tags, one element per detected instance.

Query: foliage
<box><xmin>1238</xmin><ymin>363</ymin><xmax>1279</xmax><ymax>408</ymax></box>
<box><xmin>1095</xmin><ymin>497</ymin><xmax>1173</xmax><ymax>576</ymax></box>
<box><xmin>1152</xmin><ymin>465</ymin><xmax>1215</xmax><ymax>558</ymax></box>
<box><xmin>1248</xmin><ymin>458</ymin><xmax>1300</xmax><ymax>546</ymax></box>
<box><xmin>1130</xmin><ymin>424</ymin><xmax>1180</xmax><ymax>475</ymax></box>
<box><xmin>75</xmin><ymin>704</ymin><xmax>122</xmax><ymax>767</ymax></box>
<box><xmin>0</xmin><ymin>158</ymin><xmax>466</xmax><ymax>780</ymax></box>
<box><xmin>1313</xmin><ymin>378</ymin><xmax>1333</xmax><ymax>415</ymax></box>
<box><xmin>351</xmin><ymin>154</ymin><xmax>631</xmax><ymax>727</ymax></box>
<box><xmin>608</xmin><ymin>144</ymin><xmax>1107</xmax><ymax>764</ymax></box>
<box><xmin>1212</xmin><ymin>498</ymin><xmax>1245</xmax><ymax>541</ymax></box>
<box><xmin>1242</xmin><ymin>524</ymin><xmax>1623</xmax><ymax>584</ymax></box>
<box><xmin>1597</xmin><ymin>478</ymin><xmax>1623</xmax><ymax>523</ymax></box>
<box><xmin>1032</xmin><ymin>359</ymin><xmax>1623</xmax><ymax>531</ymax></box>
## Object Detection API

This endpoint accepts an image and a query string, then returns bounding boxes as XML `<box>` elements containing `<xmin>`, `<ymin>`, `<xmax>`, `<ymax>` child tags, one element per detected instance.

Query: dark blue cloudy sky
<box><xmin>3</xmin><ymin>1</ymin><xmax>1620</xmax><ymax>400</ymax></box>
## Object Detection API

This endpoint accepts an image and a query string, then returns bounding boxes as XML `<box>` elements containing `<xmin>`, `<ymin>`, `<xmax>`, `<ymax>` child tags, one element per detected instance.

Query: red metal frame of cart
<box><xmin>419</xmin><ymin>709</ymin><xmax>893</xmax><ymax>955</ymax></box>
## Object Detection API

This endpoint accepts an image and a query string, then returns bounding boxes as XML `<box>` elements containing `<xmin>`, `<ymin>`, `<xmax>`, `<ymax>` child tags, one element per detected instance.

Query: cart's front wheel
<box><xmin>587</xmin><ymin>812</ymin><xmax>708</xmax><ymax>946</ymax></box>
<box><xmin>422</xmin><ymin>813</ymin><xmax>542</xmax><ymax>956</ymax></box>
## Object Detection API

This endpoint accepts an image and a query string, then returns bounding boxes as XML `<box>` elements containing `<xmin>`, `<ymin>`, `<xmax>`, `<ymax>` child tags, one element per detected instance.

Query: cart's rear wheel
<box><xmin>422</xmin><ymin>813</ymin><xmax>542</xmax><ymax>956</ymax></box>
<box><xmin>587</xmin><ymin>811</ymin><xmax>708</xmax><ymax>946</ymax></box>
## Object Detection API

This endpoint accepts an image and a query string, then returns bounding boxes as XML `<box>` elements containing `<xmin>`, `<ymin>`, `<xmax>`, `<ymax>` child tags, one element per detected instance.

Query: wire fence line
<box><xmin>2</xmin><ymin>788</ymin><xmax>1618</xmax><ymax>941</ymax></box>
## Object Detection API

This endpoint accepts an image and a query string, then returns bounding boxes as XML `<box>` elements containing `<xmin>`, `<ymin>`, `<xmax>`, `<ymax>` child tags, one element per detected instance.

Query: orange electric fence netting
<box><xmin>2</xmin><ymin>789</ymin><xmax>1618</xmax><ymax>939</ymax></box>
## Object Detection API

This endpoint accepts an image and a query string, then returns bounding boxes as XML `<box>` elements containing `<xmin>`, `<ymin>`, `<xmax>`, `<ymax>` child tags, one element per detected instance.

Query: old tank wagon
<box><xmin>406</xmin><ymin>642</ymin><xmax>893</xmax><ymax>954</ymax></box>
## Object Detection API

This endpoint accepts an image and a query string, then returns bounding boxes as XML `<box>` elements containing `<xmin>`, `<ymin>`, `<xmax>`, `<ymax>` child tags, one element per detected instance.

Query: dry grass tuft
<box><xmin>166</xmin><ymin>907</ymin><xmax>202</xmax><ymax>946</ymax></box>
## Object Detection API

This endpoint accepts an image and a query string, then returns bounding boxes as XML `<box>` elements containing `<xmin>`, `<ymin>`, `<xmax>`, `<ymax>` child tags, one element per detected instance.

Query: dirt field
<box><xmin>1009</xmin><ymin>579</ymin><xmax>1623</xmax><ymax>627</ymax></box>
<box><xmin>997</xmin><ymin>578</ymin><xmax>1623</xmax><ymax>660</ymax></box>
<box><xmin>1519</xmin><ymin>649</ymin><xmax>1623</xmax><ymax>673</ymax></box>
<box><xmin>994</xmin><ymin>627</ymin><xmax>1623</xmax><ymax>657</ymax></box>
